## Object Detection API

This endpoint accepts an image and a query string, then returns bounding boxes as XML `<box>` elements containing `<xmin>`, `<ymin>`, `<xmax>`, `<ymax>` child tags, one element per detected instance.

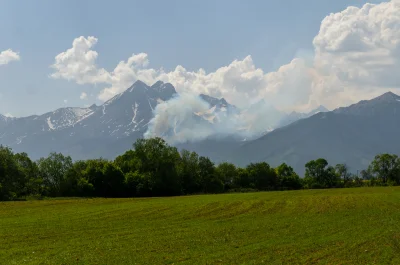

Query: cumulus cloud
<box><xmin>80</xmin><ymin>92</ymin><xmax>88</xmax><ymax>100</ymax></box>
<box><xmin>312</xmin><ymin>0</ymin><xmax>400</xmax><ymax>104</ymax></box>
<box><xmin>0</xmin><ymin>49</ymin><xmax>20</xmax><ymax>65</ymax></box>
<box><xmin>51</xmin><ymin>0</ymin><xmax>400</xmax><ymax>140</ymax></box>
<box><xmin>51</xmin><ymin>39</ymin><xmax>268</xmax><ymax>107</ymax></box>
<box><xmin>51</xmin><ymin>36</ymin><xmax>317</xmax><ymax>110</ymax></box>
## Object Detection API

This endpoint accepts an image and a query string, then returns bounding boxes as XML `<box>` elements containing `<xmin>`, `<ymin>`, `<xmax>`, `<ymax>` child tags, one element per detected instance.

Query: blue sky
<box><xmin>0</xmin><ymin>0</ymin><xmax>390</xmax><ymax>116</ymax></box>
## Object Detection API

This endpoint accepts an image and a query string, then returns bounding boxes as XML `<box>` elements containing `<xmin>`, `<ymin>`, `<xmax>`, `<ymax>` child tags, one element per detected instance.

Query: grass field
<box><xmin>1</xmin><ymin>188</ymin><xmax>400</xmax><ymax>264</ymax></box>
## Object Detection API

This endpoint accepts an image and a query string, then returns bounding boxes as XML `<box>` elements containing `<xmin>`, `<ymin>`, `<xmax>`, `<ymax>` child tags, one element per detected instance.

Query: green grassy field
<box><xmin>1</xmin><ymin>188</ymin><xmax>400</xmax><ymax>264</ymax></box>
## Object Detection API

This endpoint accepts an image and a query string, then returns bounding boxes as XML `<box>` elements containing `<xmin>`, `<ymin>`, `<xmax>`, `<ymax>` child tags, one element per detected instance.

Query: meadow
<box><xmin>1</xmin><ymin>187</ymin><xmax>400</xmax><ymax>264</ymax></box>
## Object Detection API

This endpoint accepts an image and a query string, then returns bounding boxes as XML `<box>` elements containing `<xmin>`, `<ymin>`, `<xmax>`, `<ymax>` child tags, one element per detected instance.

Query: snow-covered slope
<box><xmin>1</xmin><ymin>80</ymin><xmax>243</xmax><ymax>159</ymax></box>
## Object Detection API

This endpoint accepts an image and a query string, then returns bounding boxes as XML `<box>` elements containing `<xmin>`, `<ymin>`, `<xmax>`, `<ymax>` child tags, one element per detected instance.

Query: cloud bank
<box><xmin>50</xmin><ymin>0</ymin><xmax>400</xmax><ymax>112</ymax></box>
<box><xmin>0</xmin><ymin>49</ymin><xmax>20</xmax><ymax>66</ymax></box>
<box><xmin>50</xmin><ymin>0</ymin><xmax>400</xmax><ymax>142</ymax></box>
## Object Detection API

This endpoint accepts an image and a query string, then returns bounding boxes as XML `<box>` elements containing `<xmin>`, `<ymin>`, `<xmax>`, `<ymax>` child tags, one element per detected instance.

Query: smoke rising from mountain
<box><xmin>51</xmin><ymin>1</ymin><xmax>400</xmax><ymax>113</ymax></box>
<box><xmin>144</xmin><ymin>93</ymin><xmax>214</xmax><ymax>143</ymax></box>
<box><xmin>49</xmin><ymin>1</ymin><xmax>400</xmax><ymax>143</ymax></box>
<box><xmin>144</xmin><ymin>91</ymin><xmax>287</xmax><ymax>144</ymax></box>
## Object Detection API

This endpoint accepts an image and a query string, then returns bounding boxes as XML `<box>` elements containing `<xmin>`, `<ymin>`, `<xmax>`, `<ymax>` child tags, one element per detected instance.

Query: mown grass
<box><xmin>1</xmin><ymin>187</ymin><xmax>400</xmax><ymax>264</ymax></box>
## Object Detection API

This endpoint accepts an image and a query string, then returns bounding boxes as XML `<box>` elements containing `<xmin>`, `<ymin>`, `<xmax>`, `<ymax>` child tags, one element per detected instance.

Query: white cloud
<box><xmin>0</xmin><ymin>49</ymin><xmax>20</xmax><ymax>65</ymax></box>
<box><xmin>312</xmin><ymin>0</ymin><xmax>400</xmax><ymax>103</ymax></box>
<box><xmin>51</xmin><ymin>0</ymin><xmax>400</xmax><ymax>113</ymax></box>
<box><xmin>63</xmin><ymin>99</ymin><xmax>68</xmax><ymax>104</ymax></box>
<box><xmin>50</xmin><ymin>36</ymin><xmax>109</xmax><ymax>84</ymax></box>
<box><xmin>80</xmin><ymin>92</ymin><xmax>87</xmax><ymax>100</ymax></box>
<box><xmin>4</xmin><ymin>113</ymin><xmax>14</xmax><ymax>118</ymax></box>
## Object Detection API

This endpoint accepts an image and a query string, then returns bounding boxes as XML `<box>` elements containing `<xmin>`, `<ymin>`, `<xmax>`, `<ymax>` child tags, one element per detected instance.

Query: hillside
<box><xmin>235</xmin><ymin>92</ymin><xmax>400</xmax><ymax>174</ymax></box>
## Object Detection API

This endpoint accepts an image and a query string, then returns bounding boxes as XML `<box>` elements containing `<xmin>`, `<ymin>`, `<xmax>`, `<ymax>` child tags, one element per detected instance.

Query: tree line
<box><xmin>1</xmin><ymin>137</ymin><xmax>400</xmax><ymax>201</ymax></box>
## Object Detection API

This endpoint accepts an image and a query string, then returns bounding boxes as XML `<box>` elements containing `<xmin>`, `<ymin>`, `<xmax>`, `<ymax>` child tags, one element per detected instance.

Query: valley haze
<box><xmin>1</xmin><ymin>80</ymin><xmax>400</xmax><ymax>175</ymax></box>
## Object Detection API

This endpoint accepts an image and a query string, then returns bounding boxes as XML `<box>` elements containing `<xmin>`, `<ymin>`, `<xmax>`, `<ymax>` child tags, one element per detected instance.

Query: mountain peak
<box><xmin>133</xmin><ymin>80</ymin><xmax>147</xmax><ymax>86</ymax></box>
<box><xmin>309</xmin><ymin>105</ymin><xmax>329</xmax><ymax>115</ymax></box>
<box><xmin>151</xmin><ymin>80</ymin><xmax>164</xmax><ymax>88</ymax></box>
<box><xmin>126</xmin><ymin>80</ymin><xmax>150</xmax><ymax>93</ymax></box>
<box><xmin>152</xmin><ymin>82</ymin><xmax>177</xmax><ymax>100</ymax></box>
<box><xmin>373</xmin><ymin>91</ymin><xmax>400</xmax><ymax>102</ymax></box>
<box><xmin>333</xmin><ymin>91</ymin><xmax>400</xmax><ymax>116</ymax></box>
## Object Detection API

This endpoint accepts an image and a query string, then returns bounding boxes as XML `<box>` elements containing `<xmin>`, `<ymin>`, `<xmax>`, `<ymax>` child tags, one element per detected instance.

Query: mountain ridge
<box><xmin>234</xmin><ymin>92</ymin><xmax>400</xmax><ymax>175</ymax></box>
<box><xmin>2</xmin><ymin>80</ymin><xmax>399</xmax><ymax>176</ymax></box>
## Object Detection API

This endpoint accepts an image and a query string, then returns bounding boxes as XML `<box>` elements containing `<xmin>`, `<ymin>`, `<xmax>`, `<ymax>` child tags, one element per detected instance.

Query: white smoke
<box><xmin>144</xmin><ymin>91</ymin><xmax>286</xmax><ymax>144</ymax></box>
<box><xmin>50</xmin><ymin>1</ymin><xmax>400</xmax><ymax>143</ymax></box>
<box><xmin>144</xmin><ymin>93</ymin><xmax>215</xmax><ymax>143</ymax></box>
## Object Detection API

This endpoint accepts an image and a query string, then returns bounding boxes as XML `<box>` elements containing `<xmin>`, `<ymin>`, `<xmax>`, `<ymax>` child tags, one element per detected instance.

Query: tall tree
<box><xmin>0</xmin><ymin>146</ymin><xmax>23</xmax><ymax>200</ymax></box>
<box><xmin>335</xmin><ymin>164</ymin><xmax>351</xmax><ymax>184</ymax></box>
<box><xmin>276</xmin><ymin>163</ymin><xmax>302</xmax><ymax>190</ymax></box>
<box><xmin>198</xmin><ymin>156</ymin><xmax>223</xmax><ymax>193</ymax></box>
<box><xmin>305</xmin><ymin>158</ymin><xmax>339</xmax><ymax>188</ymax></box>
<box><xmin>37</xmin><ymin>153</ymin><xmax>73</xmax><ymax>196</ymax></box>
<box><xmin>216</xmin><ymin>162</ymin><xmax>237</xmax><ymax>190</ymax></box>
<box><xmin>14</xmin><ymin>152</ymin><xmax>41</xmax><ymax>196</ymax></box>
<box><xmin>246</xmin><ymin>162</ymin><xmax>278</xmax><ymax>190</ymax></box>
<box><xmin>369</xmin><ymin>154</ymin><xmax>400</xmax><ymax>184</ymax></box>
<box><xmin>178</xmin><ymin>149</ymin><xmax>200</xmax><ymax>194</ymax></box>
<box><xmin>133</xmin><ymin>138</ymin><xmax>181</xmax><ymax>196</ymax></box>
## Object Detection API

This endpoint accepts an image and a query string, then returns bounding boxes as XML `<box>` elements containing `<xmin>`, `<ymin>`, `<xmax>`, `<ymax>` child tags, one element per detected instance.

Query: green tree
<box><xmin>246</xmin><ymin>162</ymin><xmax>278</xmax><ymax>190</ymax></box>
<box><xmin>216</xmin><ymin>162</ymin><xmax>237</xmax><ymax>190</ymax></box>
<box><xmin>133</xmin><ymin>138</ymin><xmax>181</xmax><ymax>196</ymax></box>
<box><xmin>0</xmin><ymin>146</ymin><xmax>23</xmax><ymax>200</ymax></box>
<box><xmin>198</xmin><ymin>156</ymin><xmax>223</xmax><ymax>193</ymax></box>
<box><xmin>14</xmin><ymin>152</ymin><xmax>42</xmax><ymax>196</ymax></box>
<box><xmin>125</xmin><ymin>171</ymin><xmax>151</xmax><ymax>197</ymax></box>
<box><xmin>305</xmin><ymin>158</ymin><xmax>339</xmax><ymax>188</ymax></box>
<box><xmin>178</xmin><ymin>149</ymin><xmax>200</xmax><ymax>194</ymax></box>
<box><xmin>335</xmin><ymin>164</ymin><xmax>351</xmax><ymax>186</ymax></box>
<box><xmin>82</xmin><ymin>159</ymin><xmax>125</xmax><ymax>197</ymax></box>
<box><xmin>275</xmin><ymin>163</ymin><xmax>302</xmax><ymax>190</ymax></box>
<box><xmin>233</xmin><ymin>168</ymin><xmax>251</xmax><ymax>189</ymax></box>
<box><xmin>369</xmin><ymin>154</ymin><xmax>400</xmax><ymax>184</ymax></box>
<box><xmin>114</xmin><ymin>150</ymin><xmax>141</xmax><ymax>174</ymax></box>
<box><xmin>37</xmin><ymin>153</ymin><xmax>73</xmax><ymax>196</ymax></box>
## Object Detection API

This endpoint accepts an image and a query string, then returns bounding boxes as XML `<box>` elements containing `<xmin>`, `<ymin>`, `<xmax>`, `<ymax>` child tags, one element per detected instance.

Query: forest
<box><xmin>1</xmin><ymin>137</ymin><xmax>400</xmax><ymax>201</ymax></box>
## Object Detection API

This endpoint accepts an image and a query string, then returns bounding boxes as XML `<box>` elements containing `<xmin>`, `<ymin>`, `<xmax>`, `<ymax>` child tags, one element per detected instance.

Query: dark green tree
<box><xmin>37</xmin><ymin>152</ymin><xmax>73</xmax><ymax>196</ymax></box>
<box><xmin>0</xmin><ymin>146</ymin><xmax>23</xmax><ymax>200</ymax></box>
<box><xmin>216</xmin><ymin>162</ymin><xmax>237</xmax><ymax>190</ymax></box>
<box><xmin>133</xmin><ymin>138</ymin><xmax>181</xmax><ymax>196</ymax></box>
<box><xmin>305</xmin><ymin>158</ymin><xmax>339</xmax><ymax>188</ymax></box>
<box><xmin>246</xmin><ymin>162</ymin><xmax>278</xmax><ymax>190</ymax></box>
<box><xmin>114</xmin><ymin>150</ymin><xmax>141</xmax><ymax>174</ymax></box>
<box><xmin>275</xmin><ymin>163</ymin><xmax>302</xmax><ymax>190</ymax></box>
<box><xmin>14</xmin><ymin>152</ymin><xmax>42</xmax><ymax>196</ymax></box>
<box><xmin>198</xmin><ymin>156</ymin><xmax>223</xmax><ymax>193</ymax></box>
<box><xmin>335</xmin><ymin>164</ymin><xmax>351</xmax><ymax>185</ymax></box>
<box><xmin>369</xmin><ymin>154</ymin><xmax>400</xmax><ymax>184</ymax></box>
<box><xmin>178</xmin><ymin>149</ymin><xmax>200</xmax><ymax>194</ymax></box>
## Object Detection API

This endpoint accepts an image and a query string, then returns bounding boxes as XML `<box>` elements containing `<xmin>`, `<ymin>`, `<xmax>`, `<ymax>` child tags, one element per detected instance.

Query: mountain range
<box><xmin>235</xmin><ymin>91</ymin><xmax>400</xmax><ymax>174</ymax></box>
<box><xmin>2</xmin><ymin>80</ymin><xmax>399</xmax><ymax>175</ymax></box>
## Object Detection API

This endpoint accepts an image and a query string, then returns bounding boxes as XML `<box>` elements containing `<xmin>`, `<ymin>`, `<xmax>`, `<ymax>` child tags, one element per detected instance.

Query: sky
<box><xmin>0</xmin><ymin>0</ymin><xmax>396</xmax><ymax>117</ymax></box>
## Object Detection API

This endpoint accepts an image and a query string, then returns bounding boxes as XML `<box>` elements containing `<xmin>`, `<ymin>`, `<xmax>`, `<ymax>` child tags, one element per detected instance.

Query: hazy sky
<box><xmin>0</xmin><ymin>0</ymin><xmax>393</xmax><ymax>117</ymax></box>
